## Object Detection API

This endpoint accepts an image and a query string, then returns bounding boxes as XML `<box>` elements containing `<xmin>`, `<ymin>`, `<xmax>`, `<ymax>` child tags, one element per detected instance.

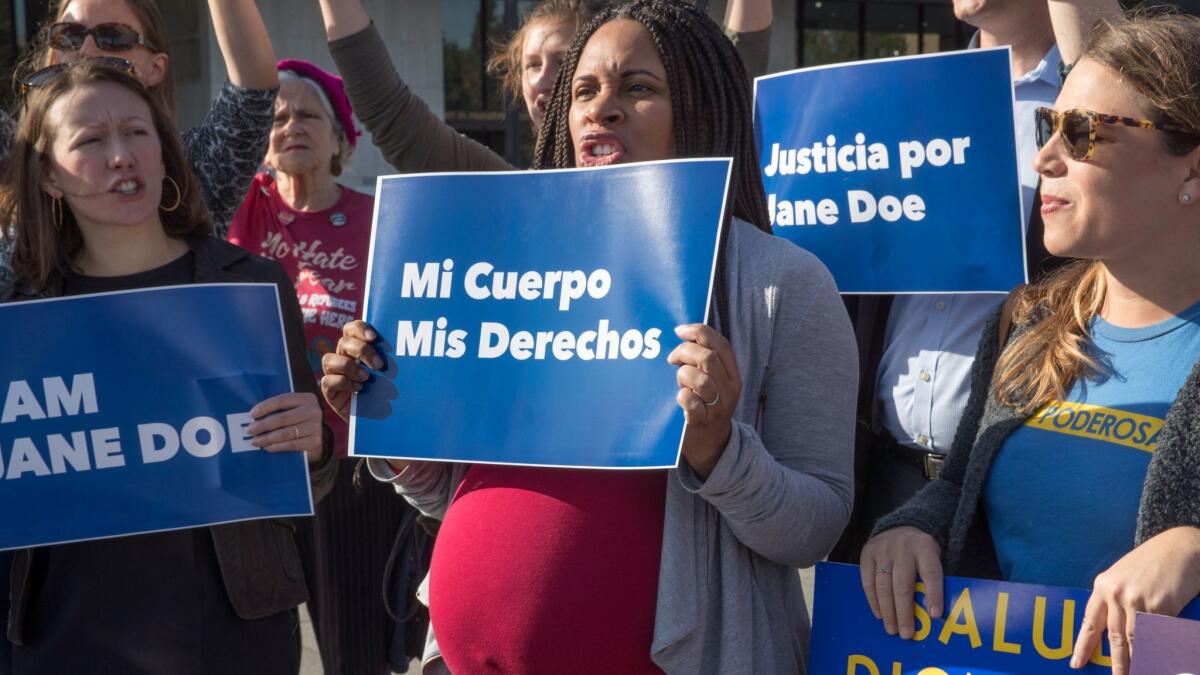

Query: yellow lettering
<box><xmin>917</xmin><ymin>670</ymin><xmax>950</xmax><ymax>675</ymax></box>
<box><xmin>1025</xmin><ymin>400</ymin><xmax>1163</xmax><ymax>453</ymax></box>
<box><xmin>847</xmin><ymin>654</ymin><xmax>880</xmax><ymax>675</ymax></box>
<box><xmin>913</xmin><ymin>582</ymin><xmax>932</xmax><ymax>641</ymax></box>
<box><xmin>1033</xmin><ymin>596</ymin><xmax>1075</xmax><ymax>660</ymax></box>
<box><xmin>938</xmin><ymin>588</ymin><xmax>983</xmax><ymax>649</ymax></box>
<box><xmin>993</xmin><ymin>592</ymin><xmax>1022</xmax><ymax>655</ymax></box>
<box><xmin>1091</xmin><ymin>638</ymin><xmax>1112</xmax><ymax>667</ymax></box>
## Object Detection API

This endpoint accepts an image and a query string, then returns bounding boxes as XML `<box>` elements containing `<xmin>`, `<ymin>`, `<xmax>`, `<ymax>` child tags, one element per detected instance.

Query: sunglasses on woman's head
<box><xmin>19</xmin><ymin>56</ymin><xmax>135</xmax><ymax>93</ymax></box>
<box><xmin>1035</xmin><ymin>107</ymin><xmax>1196</xmax><ymax>161</ymax></box>
<box><xmin>47</xmin><ymin>21</ymin><xmax>158</xmax><ymax>53</ymax></box>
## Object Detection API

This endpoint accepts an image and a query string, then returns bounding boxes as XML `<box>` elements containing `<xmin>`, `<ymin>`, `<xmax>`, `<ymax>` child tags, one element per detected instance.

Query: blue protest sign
<box><xmin>0</xmin><ymin>284</ymin><xmax>312</xmax><ymax>551</ymax></box>
<box><xmin>351</xmin><ymin>159</ymin><xmax>731</xmax><ymax>469</ymax></box>
<box><xmin>754</xmin><ymin>49</ymin><xmax>1026</xmax><ymax>293</ymax></box>
<box><xmin>809</xmin><ymin>562</ymin><xmax>1200</xmax><ymax>674</ymax></box>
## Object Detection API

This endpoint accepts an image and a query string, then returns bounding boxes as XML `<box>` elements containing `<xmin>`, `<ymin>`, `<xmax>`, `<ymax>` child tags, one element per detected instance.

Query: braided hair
<box><xmin>532</xmin><ymin>0</ymin><xmax>772</xmax><ymax>338</ymax></box>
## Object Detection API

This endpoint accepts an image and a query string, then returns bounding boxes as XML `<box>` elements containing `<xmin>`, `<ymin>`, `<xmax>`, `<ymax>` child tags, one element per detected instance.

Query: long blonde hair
<box><xmin>992</xmin><ymin>10</ymin><xmax>1200</xmax><ymax>411</ymax></box>
<box><xmin>993</xmin><ymin>262</ymin><xmax>1107</xmax><ymax>411</ymax></box>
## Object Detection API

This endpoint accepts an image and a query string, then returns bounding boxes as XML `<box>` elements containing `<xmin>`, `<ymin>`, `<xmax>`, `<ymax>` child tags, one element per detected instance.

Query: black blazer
<box><xmin>6</xmin><ymin>236</ymin><xmax>338</xmax><ymax>643</ymax></box>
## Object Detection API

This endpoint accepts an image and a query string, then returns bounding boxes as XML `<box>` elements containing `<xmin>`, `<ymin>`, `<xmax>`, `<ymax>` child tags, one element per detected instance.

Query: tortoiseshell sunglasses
<box><xmin>1035</xmin><ymin>107</ymin><xmax>1196</xmax><ymax>161</ymax></box>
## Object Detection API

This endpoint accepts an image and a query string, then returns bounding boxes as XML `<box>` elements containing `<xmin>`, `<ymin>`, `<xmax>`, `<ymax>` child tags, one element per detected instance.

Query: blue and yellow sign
<box><xmin>809</xmin><ymin>562</ymin><xmax>1200</xmax><ymax>674</ymax></box>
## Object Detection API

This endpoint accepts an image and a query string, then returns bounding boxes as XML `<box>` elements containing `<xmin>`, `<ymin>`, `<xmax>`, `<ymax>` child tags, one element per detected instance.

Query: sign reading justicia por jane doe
<box><xmin>350</xmin><ymin>159</ymin><xmax>731</xmax><ymax>469</ymax></box>
<box><xmin>754</xmin><ymin>48</ymin><xmax>1027</xmax><ymax>294</ymax></box>
<box><xmin>0</xmin><ymin>284</ymin><xmax>313</xmax><ymax>551</ymax></box>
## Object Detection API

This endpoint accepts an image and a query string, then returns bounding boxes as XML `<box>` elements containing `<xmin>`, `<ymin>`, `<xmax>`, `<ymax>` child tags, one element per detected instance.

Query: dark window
<box><xmin>801</xmin><ymin>1</ymin><xmax>861</xmax><ymax>67</ymax></box>
<box><xmin>3</xmin><ymin>0</ymin><xmax>51</xmax><ymax>109</ymax></box>
<box><xmin>921</xmin><ymin>4</ymin><xmax>963</xmax><ymax>53</ymax></box>
<box><xmin>799</xmin><ymin>0</ymin><xmax>969</xmax><ymax>67</ymax></box>
<box><xmin>863</xmin><ymin>3</ymin><xmax>919</xmax><ymax>60</ymax></box>
<box><xmin>1</xmin><ymin>5</ymin><xmax>15</xmax><ymax>108</ymax></box>
<box><xmin>444</xmin><ymin>0</ymin><xmax>539</xmax><ymax>166</ymax></box>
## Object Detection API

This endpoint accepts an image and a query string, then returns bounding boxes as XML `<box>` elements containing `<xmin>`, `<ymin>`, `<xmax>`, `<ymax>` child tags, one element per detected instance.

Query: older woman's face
<box><xmin>266</xmin><ymin>80</ymin><xmax>340</xmax><ymax>179</ymax></box>
<box><xmin>54</xmin><ymin>0</ymin><xmax>167</xmax><ymax>89</ymax></box>
<box><xmin>568</xmin><ymin>19</ymin><xmax>675</xmax><ymax>167</ymax></box>
<box><xmin>1034</xmin><ymin>58</ymin><xmax>1200</xmax><ymax>261</ymax></box>
<box><xmin>40</xmin><ymin>81</ymin><xmax>166</xmax><ymax>231</ymax></box>
<box><xmin>522</xmin><ymin>18</ymin><xmax>575</xmax><ymax>132</ymax></box>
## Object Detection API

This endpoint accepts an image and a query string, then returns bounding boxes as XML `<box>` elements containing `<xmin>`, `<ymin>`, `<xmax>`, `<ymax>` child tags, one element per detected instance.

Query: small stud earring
<box><xmin>1182</xmin><ymin>193</ymin><xmax>1193</xmax><ymax>204</ymax></box>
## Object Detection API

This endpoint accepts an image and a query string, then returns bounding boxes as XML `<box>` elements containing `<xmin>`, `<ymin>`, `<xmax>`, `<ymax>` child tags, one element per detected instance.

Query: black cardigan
<box><xmin>872</xmin><ymin>306</ymin><xmax>1200</xmax><ymax>578</ymax></box>
<box><xmin>6</xmin><ymin>236</ymin><xmax>338</xmax><ymax>643</ymax></box>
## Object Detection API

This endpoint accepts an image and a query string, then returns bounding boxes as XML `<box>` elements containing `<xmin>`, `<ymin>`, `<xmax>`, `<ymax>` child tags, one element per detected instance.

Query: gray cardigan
<box><xmin>374</xmin><ymin>218</ymin><xmax>859</xmax><ymax>674</ymax></box>
<box><xmin>873</xmin><ymin>307</ymin><xmax>1200</xmax><ymax>578</ymax></box>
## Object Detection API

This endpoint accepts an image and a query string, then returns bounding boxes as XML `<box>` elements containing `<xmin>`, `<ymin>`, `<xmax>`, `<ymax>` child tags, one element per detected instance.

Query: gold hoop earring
<box><xmin>52</xmin><ymin>196</ymin><xmax>63</xmax><ymax>231</ymax></box>
<box><xmin>161</xmin><ymin>176</ymin><xmax>182</xmax><ymax>213</ymax></box>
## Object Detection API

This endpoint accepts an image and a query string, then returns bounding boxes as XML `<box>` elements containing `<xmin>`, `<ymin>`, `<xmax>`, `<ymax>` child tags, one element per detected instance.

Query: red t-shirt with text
<box><xmin>229</xmin><ymin>172</ymin><xmax>373</xmax><ymax>455</ymax></box>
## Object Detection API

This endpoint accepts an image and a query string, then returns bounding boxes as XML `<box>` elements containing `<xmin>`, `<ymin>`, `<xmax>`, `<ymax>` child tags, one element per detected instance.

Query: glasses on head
<box><xmin>1035</xmin><ymin>107</ymin><xmax>1197</xmax><ymax>161</ymax></box>
<box><xmin>19</xmin><ymin>56</ymin><xmax>135</xmax><ymax>93</ymax></box>
<box><xmin>47</xmin><ymin>21</ymin><xmax>158</xmax><ymax>53</ymax></box>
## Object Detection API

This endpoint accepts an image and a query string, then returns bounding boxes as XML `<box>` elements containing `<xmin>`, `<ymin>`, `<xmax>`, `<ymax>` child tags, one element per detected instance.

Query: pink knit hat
<box><xmin>277</xmin><ymin>58</ymin><xmax>361</xmax><ymax>149</ymax></box>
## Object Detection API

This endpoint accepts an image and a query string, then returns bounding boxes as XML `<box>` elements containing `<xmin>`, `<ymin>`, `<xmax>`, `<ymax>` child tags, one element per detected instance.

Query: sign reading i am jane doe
<box><xmin>809</xmin><ymin>562</ymin><xmax>1200</xmax><ymax>674</ymax></box>
<box><xmin>350</xmin><ymin>159</ymin><xmax>731</xmax><ymax>469</ymax></box>
<box><xmin>754</xmin><ymin>49</ymin><xmax>1027</xmax><ymax>294</ymax></box>
<box><xmin>0</xmin><ymin>284</ymin><xmax>313</xmax><ymax>551</ymax></box>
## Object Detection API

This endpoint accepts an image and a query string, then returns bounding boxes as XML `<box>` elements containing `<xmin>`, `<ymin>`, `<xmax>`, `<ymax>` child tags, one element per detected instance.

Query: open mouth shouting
<box><xmin>109</xmin><ymin>176</ymin><xmax>145</xmax><ymax>199</ymax></box>
<box><xmin>578</xmin><ymin>133</ymin><xmax>626</xmax><ymax>167</ymax></box>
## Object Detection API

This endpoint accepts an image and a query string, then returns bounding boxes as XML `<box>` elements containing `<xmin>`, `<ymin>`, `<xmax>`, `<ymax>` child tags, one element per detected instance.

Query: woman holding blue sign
<box><xmin>0</xmin><ymin>61</ymin><xmax>336</xmax><ymax>674</ymax></box>
<box><xmin>322</xmin><ymin>1</ymin><xmax>858</xmax><ymax>673</ymax></box>
<box><xmin>860</xmin><ymin>11</ymin><xmax>1200</xmax><ymax>675</ymax></box>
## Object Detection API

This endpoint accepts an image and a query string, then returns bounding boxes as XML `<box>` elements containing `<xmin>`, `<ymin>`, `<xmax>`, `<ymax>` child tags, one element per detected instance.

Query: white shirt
<box><xmin>877</xmin><ymin>41</ymin><xmax>1062</xmax><ymax>453</ymax></box>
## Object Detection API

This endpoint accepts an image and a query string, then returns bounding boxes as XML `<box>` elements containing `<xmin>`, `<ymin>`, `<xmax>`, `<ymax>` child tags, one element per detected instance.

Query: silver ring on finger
<box><xmin>702</xmin><ymin>390</ymin><xmax>721</xmax><ymax>407</ymax></box>
<box><xmin>292</xmin><ymin>425</ymin><xmax>300</xmax><ymax>441</ymax></box>
<box><xmin>876</xmin><ymin>567</ymin><xmax>892</xmax><ymax>575</ymax></box>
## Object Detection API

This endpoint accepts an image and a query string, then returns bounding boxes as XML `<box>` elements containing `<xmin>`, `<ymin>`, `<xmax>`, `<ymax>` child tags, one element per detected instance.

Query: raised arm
<box><xmin>180</xmin><ymin>1</ymin><xmax>279</xmax><ymax>236</ymax></box>
<box><xmin>1047</xmin><ymin>0</ymin><xmax>1123</xmax><ymax>68</ymax></box>
<box><xmin>723</xmin><ymin>0</ymin><xmax>774</xmax><ymax>79</ymax></box>
<box><xmin>317</xmin><ymin>0</ymin><xmax>511</xmax><ymax>173</ymax></box>
<box><xmin>207</xmin><ymin>0</ymin><xmax>280</xmax><ymax>90</ymax></box>
<box><xmin>725</xmin><ymin>0</ymin><xmax>772</xmax><ymax>33</ymax></box>
<box><xmin>317</xmin><ymin>0</ymin><xmax>369</xmax><ymax>40</ymax></box>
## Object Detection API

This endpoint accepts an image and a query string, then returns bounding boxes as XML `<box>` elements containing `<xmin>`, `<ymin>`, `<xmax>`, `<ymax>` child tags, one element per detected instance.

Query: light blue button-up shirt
<box><xmin>877</xmin><ymin>41</ymin><xmax>1062</xmax><ymax>453</ymax></box>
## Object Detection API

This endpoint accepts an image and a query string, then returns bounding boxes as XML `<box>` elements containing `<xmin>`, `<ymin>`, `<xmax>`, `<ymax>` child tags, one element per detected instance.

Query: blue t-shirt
<box><xmin>986</xmin><ymin>299</ymin><xmax>1200</xmax><ymax>588</ymax></box>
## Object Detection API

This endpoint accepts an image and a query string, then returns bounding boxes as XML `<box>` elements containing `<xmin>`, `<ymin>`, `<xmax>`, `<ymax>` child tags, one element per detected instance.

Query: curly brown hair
<box><xmin>532</xmin><ymin>0</ymin><xmax>770</xmax><ymax>339</ymax></box>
